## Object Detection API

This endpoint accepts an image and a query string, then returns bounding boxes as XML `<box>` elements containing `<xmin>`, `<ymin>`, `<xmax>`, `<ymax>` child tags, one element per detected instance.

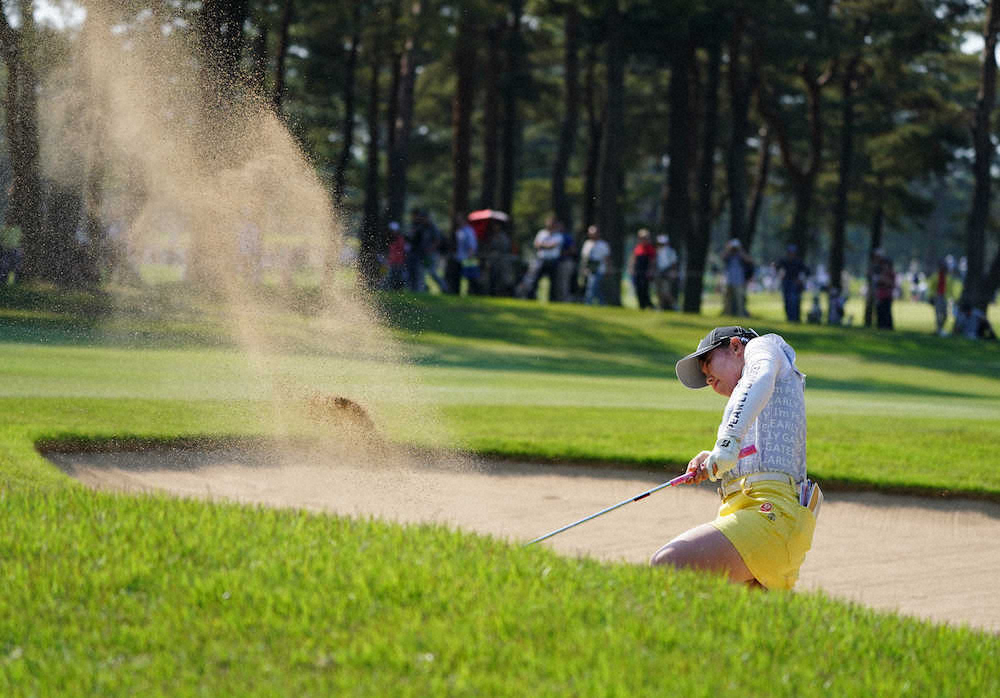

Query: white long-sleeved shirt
<box><xmin>580</xmin><ymin>238</ymin><xmax>610</xmax><ymax>273</ymax></box>
<box><xmin>717</xmin><ymin>334</ymin><xmax>807</xmax><ymax>485</ymax></box>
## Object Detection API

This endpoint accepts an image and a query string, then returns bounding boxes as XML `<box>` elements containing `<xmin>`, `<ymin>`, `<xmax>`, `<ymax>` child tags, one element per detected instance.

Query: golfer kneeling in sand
<box><xmin>651</xmin><ymin>326</ymin><xmax>820</xmax><ymax>590</ymax></box>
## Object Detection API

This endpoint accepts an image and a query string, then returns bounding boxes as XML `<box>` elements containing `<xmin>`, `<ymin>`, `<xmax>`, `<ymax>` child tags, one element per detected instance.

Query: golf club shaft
<box><xmin>525</xmin><ymin>472</ymin><xmax>693</xmax><ymax>546</ymax></box>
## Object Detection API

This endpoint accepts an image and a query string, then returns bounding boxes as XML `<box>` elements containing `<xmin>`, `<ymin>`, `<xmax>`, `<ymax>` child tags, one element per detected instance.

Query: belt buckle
<box><xmin>719</xmin><ymin>476</ymin><xmax>741</xmax><ymax>499</ymax></box>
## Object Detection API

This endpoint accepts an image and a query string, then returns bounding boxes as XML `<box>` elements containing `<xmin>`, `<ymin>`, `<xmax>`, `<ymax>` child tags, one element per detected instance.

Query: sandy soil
<box><xmin>49</xmin><ymin>448</ymin><xmax>1000</xmax><ymax>634</ymax></box>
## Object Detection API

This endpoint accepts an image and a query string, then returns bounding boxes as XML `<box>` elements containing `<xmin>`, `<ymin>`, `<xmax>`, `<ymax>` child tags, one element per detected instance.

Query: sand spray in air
<box><xmin>37</xmin><ymin>4</ymin><xmax>469</xmax><ymax>486</ymax></box>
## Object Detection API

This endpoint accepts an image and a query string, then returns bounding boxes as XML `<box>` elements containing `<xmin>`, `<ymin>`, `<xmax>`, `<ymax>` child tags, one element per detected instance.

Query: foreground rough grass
<box><xmin>3</xmin><ymin>481</ymin><xmax>999</xmax><ymax>696</ymax></box>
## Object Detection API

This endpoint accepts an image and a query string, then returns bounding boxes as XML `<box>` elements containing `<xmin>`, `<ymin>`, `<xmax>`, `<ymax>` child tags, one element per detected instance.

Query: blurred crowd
<box><xmin>2</xmin><ymin>201</ymin><xmax>992</xmax><ymax>343</ymax></box>
<box><xmin>376</xmin><ymin>210</ymin><xmax>682</xmax><ymax>309</ymax></box>
<box><xmin>372</xmin><ymin>209</ymin><xmax>998</xmax><ymax>341</ymax></box>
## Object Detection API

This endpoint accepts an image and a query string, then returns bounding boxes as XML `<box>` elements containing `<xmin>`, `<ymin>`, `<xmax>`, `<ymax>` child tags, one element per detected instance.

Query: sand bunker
<box><xmin>50</xmin><ymin>448</ymin><xmax>1000</xmax><ymax>634</ymax></box>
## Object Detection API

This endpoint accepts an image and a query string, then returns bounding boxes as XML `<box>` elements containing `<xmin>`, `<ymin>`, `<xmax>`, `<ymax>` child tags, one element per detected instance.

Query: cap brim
<box><xmin>674</xmin><ymin>345</ymin><xmax>718</xmax><ymax>389</ymax></box>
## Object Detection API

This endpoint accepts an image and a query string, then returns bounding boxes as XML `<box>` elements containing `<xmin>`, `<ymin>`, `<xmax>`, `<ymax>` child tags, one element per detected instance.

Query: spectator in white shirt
<box><xmin>579</xmin><ymin>225</ymin><xmax>611</xmax><ymax>305</ymax></box>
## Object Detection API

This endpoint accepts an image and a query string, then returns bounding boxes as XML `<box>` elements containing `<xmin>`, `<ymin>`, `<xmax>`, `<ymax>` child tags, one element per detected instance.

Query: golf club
<box><xmin>525</xmin><ymin>471</ymin><xmax>695</xmax><ymax>546</ymax></box>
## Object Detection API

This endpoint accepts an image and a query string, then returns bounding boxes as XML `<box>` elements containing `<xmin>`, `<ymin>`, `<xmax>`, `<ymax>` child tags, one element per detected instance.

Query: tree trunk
<box><xmin>250</xmin><ymin>11</ymin><xmax>268</xmax><ymax>96</ymax></box>
<box><xmin>983</xmin><ymin>248</ymin><xmax>1000</xmax><ymax>305</ymax></box>
<box><xmin>582</xmin><ymin>43</ymin><xmax>602</xmax><ymax>230</ymax></box>
<box><xmin>450</xmin><ymin>14</ymin><xmax>477</xmax><ymax>232</ymax></box>
<box><xmin>551</xmin><ymin>4</ymin><xmax>580</xmax><ymax>232</ymax></box>
<box><xmin>596</xmin><ymin>1</ymin><xmax>625</xmax><ymax>306</ymax></box>
<box><xmin>1</xmin><ymin>6</ymin><xmax>42</xmax><ymax>282</ymax></box>
<box><xmin>864</xmin><ymin>183</ymin><xmax>885</xmax><ymax>328</ymax></box>
<box><xmin>359</xmin><ymin>48</ymin><xmax>382</xmax><ymax>290</ymax></box>
<box><xmin>667</xmin><ymin>38</ymin><xmax>698</xmax><ymax>313</ymax></box>
<box><xmin>385</xmin><ymin>11</ymin><xmax>402</xmax><ymax>210</ymax></box>
<box><xmin>830</xmin><ymin>57</ymin><xmax>859</xmax><ymax>296</ymax></box>
<box><xmin>271</xmin><ymin>0</ymin><xmax>294</xmax><ymax>112</ymax></box>
<box><xmin>499</xmin><ymin>0</ymin><xmax>524</xmax><ymax>224</ymax></box>
<box><xmin>387</xmin><ymin>3</ymin><xmax>423</xmax><ymax>227</ymax></box>
<box><xmin>333</xmin><ymin>3</ymin><xmax>361</xmax><ymax>208</ymax></box>
<box><xmin>756</xmin><ymin>52</ymin><xmax>826</xmax><ymax>255</ymax></box>
<box><xmin>745</xmin><ymin>126</ymin><xmax>771</xmax><ymax>246</ymax></box>
<box><xmin>695</xmin><ymin>40</ymin><xmax>722</xmax><ymax>307</ymax></box>
<box><xmin>726</xmin><ymin>9</ymin><xmax>751</xmax><ymax>245</ymax></box>
<box><xmin>479</xmin><ymin>21</ymin><xmax>502</xmax><ymax>209</ymax></box>
<box><xmin>961</xmin><ymin>0</ymin><xmax>1000</xmax><ymax>311</ymax></box>
<box><xmin>199</xmin><ymin>0</ymin><xmax>250</xmax><ymax>89</ymax></box>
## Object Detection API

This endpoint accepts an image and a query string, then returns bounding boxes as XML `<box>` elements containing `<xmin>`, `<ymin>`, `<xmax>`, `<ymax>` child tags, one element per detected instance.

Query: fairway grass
<box><xmin>2</xmin><ymin>286</ymin><xmax>1000</xmax><ymax>694</ymax></box>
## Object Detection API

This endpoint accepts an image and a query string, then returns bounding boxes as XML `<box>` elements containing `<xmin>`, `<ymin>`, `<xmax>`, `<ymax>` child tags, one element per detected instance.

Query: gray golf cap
<box><xmin>675</xmin><ymin>326</ymin><xmax>759</xmax><ymax>389</ymax></box>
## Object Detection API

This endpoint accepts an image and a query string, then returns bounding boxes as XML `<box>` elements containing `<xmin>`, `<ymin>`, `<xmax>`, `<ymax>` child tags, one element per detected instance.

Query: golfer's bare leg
<box><xmin>649</xmin><ymin>523</ymin><xmax>757</xmax><ymax>586</ymax></box>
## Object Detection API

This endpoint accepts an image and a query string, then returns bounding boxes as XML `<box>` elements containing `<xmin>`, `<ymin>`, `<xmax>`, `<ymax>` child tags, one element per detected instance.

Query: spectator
<box><xmin>451</xmin><ymin>213</ymin><xmax>481</xmax><ymax>295</ymax></box>
<box><xmin>872</xmin><ymin>248</ymin><xmax>895</xmax><ymax>330</ymax></box>
<box><xmin>578</xmin><ymin>224</ymin><xmax>611</xmax><ymax>305</ymax></box>
<box><xmin>954</xmin><ymin>302</ymin><xmax>998</xmax><ymax>341</ymax></box>
<box><xmin>554</xmin><ymin>225</ymin><xmax>577</xmax><ymax>303</ymax></box>
<box><xmin>517</xmin><ymin>215</ymin><xmax>562</xmax><ymax>300</ymax></box>
<box><xmin>806</xmin><ymin>294</ymin><xmax>823</xmax><ymax>324</ymax></box>
<box><xmin>722</xmin><ymin>238</ymin><xmax>753</xmax><ymax>317</ymax></box>
<box><xmin>654</xmin><ymin>234</ymin><xmax>679</xmax><ymax>310</ymax></box>
<box><xmin>775</xmin><ymin>244</ymin><xmax>809</xmax><ymax>322</ymax></box>
<box><xmin>628</xmin><ymin>228</ymin><xmax>657</xmax><ymax>310</ymax></box>
<box><xmin>405</xmin><ymin>208</ymin><xmax>426</xmax><ymax>291</ymax></box>
<box><xmin>382</xmin><ymin>221</ymin><xmax>407</xmax><ymax>290</ymax></box>
<box><xmin>484</xmin><ymin>218</ymin><xmax>515</xmax><ymax>296</ymax></box>
<box><xmin>827</xmin><ymin>286</ymin><xmax>848</xmax><ymax>326</ymax></box>
<box><xmin>928</xmin><ymin>258</ymin><xmax>957</xmax><ymax>336</ymax></box>
<box><xmin>908</xmin><ymin>260</ymin><xmax>927</xmax><ymax>302</ymax></box>
<box><xmin>406</xmin><ymin>208</ymin><xmax>448</xmax><ymax>293</ymax></box>
<box><xmin>0</xmin><ymin>224</ymin><xmax>24</xmax><ymax>285</ymax></box>
<box><xmin>814</xmin><ymin>263</ymin><xmax>830</xmax><ymax>291</ymax></box>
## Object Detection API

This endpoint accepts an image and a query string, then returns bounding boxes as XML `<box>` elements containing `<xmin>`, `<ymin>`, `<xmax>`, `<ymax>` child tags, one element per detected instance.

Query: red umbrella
<box><xmin>467</xmin><ymin>209</ymin><xmax>510</xmax><ymax>238</ymax></box>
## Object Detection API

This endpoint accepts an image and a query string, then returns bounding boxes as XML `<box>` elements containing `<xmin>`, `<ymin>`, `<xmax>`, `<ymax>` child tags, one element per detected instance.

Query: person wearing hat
<box><xmin>650</xmin><ymin>326</ymin><xmax>821</xmax><ymax>590</ymax></box>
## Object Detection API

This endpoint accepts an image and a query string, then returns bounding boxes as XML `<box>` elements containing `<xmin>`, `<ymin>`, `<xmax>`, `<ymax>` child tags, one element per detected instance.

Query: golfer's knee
<box><xmin>650</xmin><ymin>542</ymin><xmax>688</xmax><ymax>568</ymax></box>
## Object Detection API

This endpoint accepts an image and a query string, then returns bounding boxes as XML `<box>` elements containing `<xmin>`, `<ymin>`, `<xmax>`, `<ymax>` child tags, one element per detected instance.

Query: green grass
<box><xmin>3</xmin><ymin>486</ymin><xmax>997</xmax><ymax>696</ymax></box>
<box><xmin>380</xmin><ymin>292</ymin><xmax>1000</xmax><ymax>496</ymax></box>
<box><xmin>2</xmin><ymin>284</ymin><xmax>999</xmax><ymax>695</ymax></box>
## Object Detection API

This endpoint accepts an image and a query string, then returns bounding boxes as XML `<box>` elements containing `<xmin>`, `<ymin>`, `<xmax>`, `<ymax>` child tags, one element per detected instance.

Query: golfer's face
<box><xmin>701</xmin><ymin>343</ymin><xmax>743</xmax><ymax>397</ymax></box>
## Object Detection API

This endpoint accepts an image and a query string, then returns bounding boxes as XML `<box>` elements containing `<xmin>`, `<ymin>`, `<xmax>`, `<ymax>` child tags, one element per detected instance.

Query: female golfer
<box><xmin>651</xmin><ymin>326</ymin><xmax>819</xmax><ymax>590</ymax></box>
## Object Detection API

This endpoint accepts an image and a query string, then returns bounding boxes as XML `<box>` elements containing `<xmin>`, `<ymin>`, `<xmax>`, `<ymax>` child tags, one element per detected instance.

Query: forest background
<box><xmin>2</xmin><ymin>0</ymin><xmax>1000</xmax><ymax>316</ymax></box>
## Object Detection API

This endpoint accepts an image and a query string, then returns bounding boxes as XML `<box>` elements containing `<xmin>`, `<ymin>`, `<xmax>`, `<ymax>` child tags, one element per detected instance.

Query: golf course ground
<box><xmin>2</xmin><ymin>283</ymin><xmax>999</xmax><ymax>696</ymax></box>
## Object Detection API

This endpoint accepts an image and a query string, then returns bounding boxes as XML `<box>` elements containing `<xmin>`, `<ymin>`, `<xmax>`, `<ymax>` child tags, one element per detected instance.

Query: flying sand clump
<box><xmin>38</xmin><ymin>4</ymin><xmax>454</xmax><ymax>471</ymax></box>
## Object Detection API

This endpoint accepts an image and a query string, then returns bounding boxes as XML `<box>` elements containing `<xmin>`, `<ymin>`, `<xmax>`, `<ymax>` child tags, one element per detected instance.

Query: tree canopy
<box><xmin>2</xmin><ymin>0</ymin><xmax>999</xmax><ymax>312</ymax></box>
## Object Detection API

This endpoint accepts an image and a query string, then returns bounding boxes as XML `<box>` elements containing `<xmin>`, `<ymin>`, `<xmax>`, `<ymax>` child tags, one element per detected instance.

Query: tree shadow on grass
<box><xmin>0</xmin><ymin>315</ymin><xmax>228</xmax><ymax>349</ymax></box>
<box><xmin>383</xmin><ymin>294</ymin><xmax>1000</xmax><ymax>385</ymax></box>
<box><xmin>382</xmin><ymin>294</ymin><xmax>671</xmax><ymax>357</ymax></box>
<box><xmin>803</xmin><ymin>375</ymin><xmax>996</xmax><ymax>401</ymax></box>
<box><xmin>775</xmin><ymin>325</ymin><xmax>1000</xmax><ymax>383</ymax></box>
<box><xmin>406</xmin><ymin>341</ymin><xmax>670</xmax><ymax>378</ymax></box>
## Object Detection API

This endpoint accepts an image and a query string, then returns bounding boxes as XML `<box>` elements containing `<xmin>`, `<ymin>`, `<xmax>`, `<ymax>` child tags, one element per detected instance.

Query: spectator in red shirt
<box><xmin>384</xmin><ymin>221</ymin><xmax>407</xmax><ymax>290</ymax></box>
<box><xmin>871</xmin><ymin>248</ymin><xmax>895</xmax><ymax>330</ymax></box>
<box><xmin>629</xmin><ymin>228</ymin><xmax>657</xmax><ymax>310</ymax></box>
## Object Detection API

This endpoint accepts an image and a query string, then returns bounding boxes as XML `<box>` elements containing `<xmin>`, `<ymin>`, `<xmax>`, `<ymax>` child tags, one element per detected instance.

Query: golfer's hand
<box><xmin>685</xmin><ymin>451</ymin><xmax>713</xmax><ymax>484</ymax></box>
<box><xmin>704</xmin><ymin>438</ymin><xmax>740</xmax><ymax>482</ymax></box>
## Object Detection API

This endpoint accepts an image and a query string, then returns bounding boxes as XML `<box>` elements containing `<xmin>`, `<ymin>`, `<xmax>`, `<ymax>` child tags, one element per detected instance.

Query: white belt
<box><xmin>719</xmin><ymin>472</ymin><xmax>795</xmax><ymax>499</ymax></box>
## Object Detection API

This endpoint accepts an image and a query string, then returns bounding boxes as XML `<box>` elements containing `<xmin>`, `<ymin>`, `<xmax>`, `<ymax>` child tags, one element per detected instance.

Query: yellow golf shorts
<box><xmin>711</xmin><ymin>478</ymin><xmax>816</xmax><ymax>591</ymax></box>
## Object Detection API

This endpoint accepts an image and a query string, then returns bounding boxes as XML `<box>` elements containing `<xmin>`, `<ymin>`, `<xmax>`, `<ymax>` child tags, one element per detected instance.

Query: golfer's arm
<box><xmin>717</xmin><ymin>355</ymin><xmax>778</xmax><ymax>443</ymax></box>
